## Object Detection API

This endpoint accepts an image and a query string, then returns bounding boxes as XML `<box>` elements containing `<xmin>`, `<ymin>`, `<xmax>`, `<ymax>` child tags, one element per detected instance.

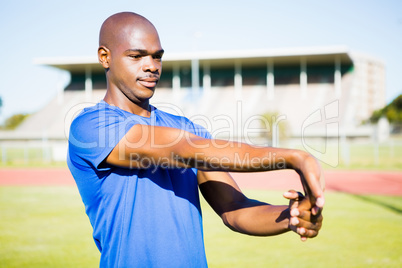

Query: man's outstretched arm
<box><xmin>105</xmin><ymin>124</ymin><xmax>325</xmax><ymax>213</ymax></box>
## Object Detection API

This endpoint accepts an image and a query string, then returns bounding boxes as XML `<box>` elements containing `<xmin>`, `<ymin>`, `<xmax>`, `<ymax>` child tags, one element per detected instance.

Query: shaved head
<box><xmin>98</xmin><ymin>12</ymin><xmax>164</xmax><ymax>112</ymax></box>
<box><xmin>99</xmin><ymin>12</ymin><xmax>159</xmax><ymax>51</ymax></box>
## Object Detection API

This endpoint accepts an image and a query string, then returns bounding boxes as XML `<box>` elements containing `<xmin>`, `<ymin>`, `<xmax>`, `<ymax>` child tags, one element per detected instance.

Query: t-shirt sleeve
<box><xmin>68</xmin><ymin>107</ymin><xmax>137</xmax><ymax>171</ymax></box>
<box><xmin>189</xmin><ymin>121</ymin><xmax>212</xmax><ymax>140</ymax></box>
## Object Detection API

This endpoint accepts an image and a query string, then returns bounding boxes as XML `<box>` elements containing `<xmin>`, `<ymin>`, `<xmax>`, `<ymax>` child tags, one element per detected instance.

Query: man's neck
<box><xmin>103</xmin><ymin>92</ymin><xmax>151</xmax><ymax>118</ymax></box>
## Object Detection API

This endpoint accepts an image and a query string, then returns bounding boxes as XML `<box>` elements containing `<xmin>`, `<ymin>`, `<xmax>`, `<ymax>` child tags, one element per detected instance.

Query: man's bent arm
<box><xmin>198</xmin><ymin>171</ymin><xmax>289</xmax><ymax>236</ymax></box>
<box><xmin>198</xmin><ymin>171</ymin><xmax>322</xmax><ymax>238</ymax></box>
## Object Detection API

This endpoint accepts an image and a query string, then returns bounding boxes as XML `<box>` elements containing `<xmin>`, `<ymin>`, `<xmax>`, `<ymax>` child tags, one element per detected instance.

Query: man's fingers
<box><xmin>290</xmin><ymin>216</ymin><xmax>299</xmax><ymax>225</ymax></box>
<box><xmin>315</xmin><ymin>196</ymin><xmax>325</xmax><ymax>210</ymax></box>
<box><xmin>311</xmin><ymin>196</ymin><xmax>325</xmax><ymax>216</ymax></box>
<box><xmin>290</xmin><ymin>208</ymin><xmax>299</xmax><ymax>217</ymax></box>
<box><xmin>297</xmin><ymin>227</ymin><xmax>319</xmax><ymax>239</ymax></box>
<box><xmin>284</xmin><ymin>190</ymin><xmax>304</xmax><ymax>220</ymax></box>
<box><xmin>296</xmin><ymin>168</ymin><xmax>325</xmax><ymax>215</ymax></box>
<box><xmin>297</xmin><ymin>208</ymin><xmax>323</xmax><ymax>223</ymax></box>
<box><xmin>299</xmin><ymin>193</ymin><xmax>324</xmax><ymax>216</ymax></box>
<box><xmin>283</xmin><ymin>190</ymin><xmax>302</xmax><ymax>200</ymax></box>
<box><xmin>289</xmin><ymin>214</ymin><xmax>323</xmax><ymax>240</ymax></box>
<box><xmin>294</xmin><ymin>226</ymin><xmax>319</xmax><ymax>241</ymax></box>
<box><xmin>312</xmin><ymin>206</ymin><xmax>321</xmax><ymax>216</ymax></box>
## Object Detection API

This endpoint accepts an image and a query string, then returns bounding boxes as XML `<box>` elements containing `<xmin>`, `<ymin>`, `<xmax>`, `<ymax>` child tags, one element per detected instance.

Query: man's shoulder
<box><xmin>154</xmin><ymin>106</ymin><xmax>190</xmax><ymax>121</ymax></box>
<box><xmin>71</xmin><ymin>102</ymin><xmax>126</xmax><ymax>127</ymax></box>
<box><xmin>67</xmin><ymin>102</ymin><xmax>130</xmax><ymax>165</ymax></box>
<box><xmin>154</xmin><ymin>106</ymin><xmax>211</xmax><ymax>138</ymax></box>
<box><xmin>75</xmin><ymin>102</ymin><xmax>119</xmax><ymax>118</ymax></box>
<box><xmin>153</xmin><ymin>106</ymin><xmax>196</xmax><ymax>129</ymax></box>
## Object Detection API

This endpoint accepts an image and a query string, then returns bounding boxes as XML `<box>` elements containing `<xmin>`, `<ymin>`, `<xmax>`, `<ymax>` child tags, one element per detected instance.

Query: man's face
<box><xmin>107</xmin><ymin>25</ymin><xmax>164</xmax><ymax>103</ymax></box>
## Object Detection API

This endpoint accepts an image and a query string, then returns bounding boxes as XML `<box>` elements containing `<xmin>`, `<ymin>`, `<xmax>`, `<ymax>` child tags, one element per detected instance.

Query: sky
<box><xmin>0</xmin><ymin>0</ymin><xmax>401</xmax><ymax>123</ymax></box>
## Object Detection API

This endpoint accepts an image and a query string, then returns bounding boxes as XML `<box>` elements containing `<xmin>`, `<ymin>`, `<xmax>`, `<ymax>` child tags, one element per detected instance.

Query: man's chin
<box><xmin>138</xmin><ymin>89</ymin><xmax>155</xmax><ymax>101</ymax></box>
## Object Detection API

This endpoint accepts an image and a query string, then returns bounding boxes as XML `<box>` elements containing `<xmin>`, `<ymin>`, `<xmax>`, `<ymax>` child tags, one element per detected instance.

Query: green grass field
<box><xmin>0</xmin><ymin>186</ymin><xmax>401</xmax><ymax>267</ymax></box>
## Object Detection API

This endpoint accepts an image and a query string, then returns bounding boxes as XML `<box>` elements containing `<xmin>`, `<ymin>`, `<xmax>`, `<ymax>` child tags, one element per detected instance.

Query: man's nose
<box><xmin>142</xmin><ymin>56</ymin><xmax>159</xmax><ymax>72</ymax></box>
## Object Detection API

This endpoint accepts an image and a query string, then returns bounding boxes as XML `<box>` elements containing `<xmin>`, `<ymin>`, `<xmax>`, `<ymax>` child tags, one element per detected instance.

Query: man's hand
<box><xmin>292</xmin><ymin>152</ymin><xmax>325</xmax><ymax>216</ymax></box>
<box><xmin>284</xmin><ymin>190</ymin><xmax>323</xmax><ymax>241</ymax></box>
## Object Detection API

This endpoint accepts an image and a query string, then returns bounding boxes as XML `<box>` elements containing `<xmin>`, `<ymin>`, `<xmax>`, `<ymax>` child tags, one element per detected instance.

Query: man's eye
<box><xmin>129</xmin><ymin>55</ymin><xmax>142</xmax><ymax>59</ymax></box>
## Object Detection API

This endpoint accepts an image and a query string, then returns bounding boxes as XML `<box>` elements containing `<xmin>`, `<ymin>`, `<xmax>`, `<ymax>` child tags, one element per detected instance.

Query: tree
<box><xmin>260</xmin><ymin>111</ymin><xmax>289</xmax><ymax>140</ymax></box>
<box><xmin>2</xmin><ymin>113</ymin><xmax>29</xmax><ymax>130</ymax></box>
<box><xmin>370</xmin><ymin>94</ymin><xmax>402</xmax><ymax>123</ymax></box>
<box><xmin>0</xmin><ymin>96</ymin><xmax>2</xmax><ymax>117</ymax></box>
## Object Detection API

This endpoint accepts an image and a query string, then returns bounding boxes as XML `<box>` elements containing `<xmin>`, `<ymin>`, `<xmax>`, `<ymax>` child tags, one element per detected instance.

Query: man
<box><xmin>67</xmin><ymin>12</ymin><xmax>324</xmax><ymax>267</ymax></box>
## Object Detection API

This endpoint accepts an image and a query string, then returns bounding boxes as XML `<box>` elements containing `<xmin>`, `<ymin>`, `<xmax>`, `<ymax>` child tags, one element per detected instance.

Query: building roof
<box><xmin>34</xmin><ymin>46</ymin><xmax>353</xmax><ymax>73</ymax></box>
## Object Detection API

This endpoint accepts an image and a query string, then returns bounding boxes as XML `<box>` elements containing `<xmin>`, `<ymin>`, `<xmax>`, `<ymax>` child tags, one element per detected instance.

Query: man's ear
<box><xmin>98</xmin><ymin>46</ymin><xmax>110</xmax><ymax>69</ymax></box>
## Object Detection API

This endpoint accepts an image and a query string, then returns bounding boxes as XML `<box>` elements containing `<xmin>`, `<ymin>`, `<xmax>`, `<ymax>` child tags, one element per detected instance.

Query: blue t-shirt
<box><xmin>67</xmin><ymin>101</ymin><xmax>211</xmax><ymax>267</ymax></box>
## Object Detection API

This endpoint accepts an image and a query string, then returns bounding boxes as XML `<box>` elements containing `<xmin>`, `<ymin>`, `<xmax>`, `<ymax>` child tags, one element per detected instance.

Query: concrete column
<box><xmin>335</xmin><ymin>56</ymin><xmax>342</xmax><ymax>98</ymax></box>
<box><xmin>267</xmin><ymin>60</ymin><xmax>274</xmax><ymax>100</ymax></box>
<box><xmin>85</xmin><ymin>66</ymin><xmax>93</xmax><ymax>101</ymax></box>
<box><xmin>234</xmin><ymin>60</ymin><xmax>242</xmax><ymax>99</ymax></box>
<box><xmin>203</xmin><ymin>62</ymin><xmax>211</xmax><ymax>92</ymax></box>
<box><xmin>172</xmin><ymin>64</ymin><xmax>181</xmax><ymax>94</ymax></box>
<box><xmin>300</xmin><ymin>57</ymin><xmax>307</xmax><ymax>99</ymax></box>
<box><xmin>191</xmin><ymin>58</ymin><xmax>200</xmax><ymax>93</ymax></box>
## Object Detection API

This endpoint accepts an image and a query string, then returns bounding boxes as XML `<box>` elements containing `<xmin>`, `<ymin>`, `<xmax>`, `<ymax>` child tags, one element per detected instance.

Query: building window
<box><xmin>93</xmin><ymin>73</ymin><xmax>107</xmax><ymax>89</ymax></box>
<box><xmin>243</xmin><ymin>65</ymin><xmax>266</xmax><ymax>86</ymax></box>
<box><xmin>211</xmin><ymin>67</ymin><xmax>235</xmax><ymax>87</ymax></box>
<box><xmin>307</xmin><ymin>65</ymin><xmax>334</xmax><ymax>84</ymax></box>
<box><xmin>158</xmin><ymin>70</ymin><xmax>173</xmax><ymax>88</ymax></box>
<box><xmin>274</xmin><ymin>65</ymin><xmax>300</xmax><ymax>85</ymax></box>
<box><xmin>181</xmin><ymin>66</ymin><xmax>192</xmax><ymax>88</ymax></box>
<box><xmin>65</xmin><ymin>73</ymin><xmax>85</xmax><ymax>90</ymax></box>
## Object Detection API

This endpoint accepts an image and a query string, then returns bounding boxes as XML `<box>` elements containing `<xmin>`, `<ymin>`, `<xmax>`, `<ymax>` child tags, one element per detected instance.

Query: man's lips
<box><xmin>138</xmin><ymin>77</ymin><xmax>159</xmax><ymax>88</ymax></box>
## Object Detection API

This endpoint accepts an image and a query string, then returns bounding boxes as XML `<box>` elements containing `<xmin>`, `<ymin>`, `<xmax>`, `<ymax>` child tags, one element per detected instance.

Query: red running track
<box><xmin>231</xmin><ymin>170</ymin><xmax>402</xmax><ymax>196</ymax></box>
<box><xmin>0</xmin><ymin>168</ymin><xmax>401</xmax><ymax>196</ymax></box>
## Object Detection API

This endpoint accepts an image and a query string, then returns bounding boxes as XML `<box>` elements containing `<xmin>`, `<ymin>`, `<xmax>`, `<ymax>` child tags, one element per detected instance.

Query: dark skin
<box><xmin>98</xmin><ymin>12</ymin><xmax>324</xmax><ymax>240</ymax></box>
